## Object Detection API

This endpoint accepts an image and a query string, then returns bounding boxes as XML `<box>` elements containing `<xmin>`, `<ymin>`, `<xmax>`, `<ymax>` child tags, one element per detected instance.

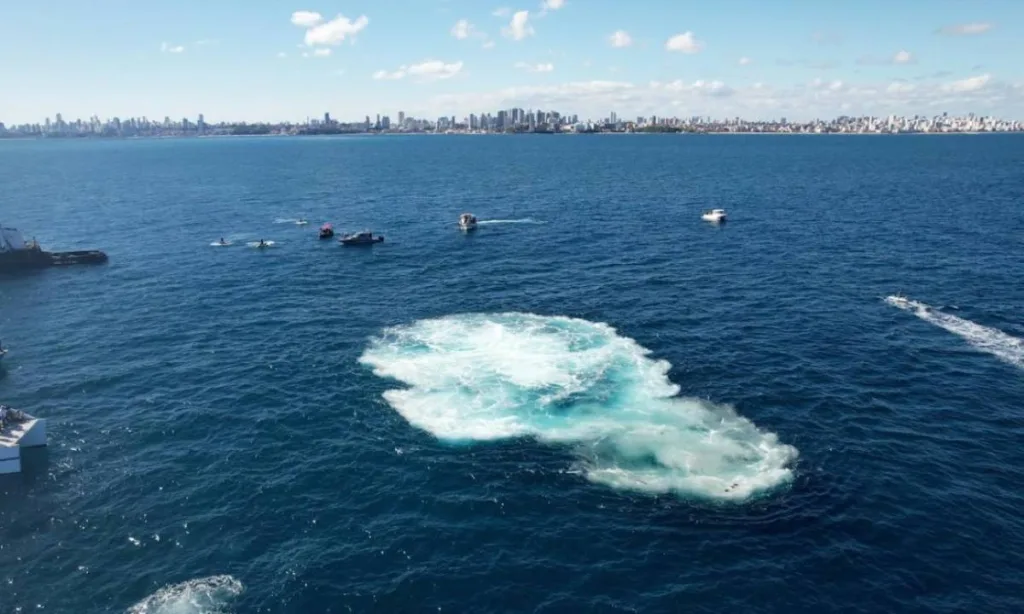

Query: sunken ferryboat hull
<box><xmin>0</xmin><ymin>248</ymin><xmax>108</xmax><ymax>271</ymax></box>
<box><xmin>1</xmin><ymin>224</ymin><xmax>107</xmax><ymax>272</ymax></box>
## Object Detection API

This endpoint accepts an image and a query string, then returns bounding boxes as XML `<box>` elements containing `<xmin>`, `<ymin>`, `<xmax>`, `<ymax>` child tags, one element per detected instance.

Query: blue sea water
<box><xmin>1</xmin><ymin>134</ymin><xmax>1023</xmax><ymax>613</ymax></box>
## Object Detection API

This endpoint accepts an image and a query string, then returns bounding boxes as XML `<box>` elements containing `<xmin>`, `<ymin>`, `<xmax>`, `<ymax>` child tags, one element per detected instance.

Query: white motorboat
<box><xmin>0</xmin><ymin>405</ymin><xmax>47</xmax><ymax>474</ymax></box>
<box><xmin>459</xmin><ymin>213</ymin><xmax>478</xmax><ymax>231</ymax></box>
<box><xmin>702</xmin><ymin>209</ymin><xmax>727</xmax><ymax>223</ymax></box>
<box><xmin>339</xmin><ymin>230</ymin><xmax>384</xmax><ymax>246</ymax></box>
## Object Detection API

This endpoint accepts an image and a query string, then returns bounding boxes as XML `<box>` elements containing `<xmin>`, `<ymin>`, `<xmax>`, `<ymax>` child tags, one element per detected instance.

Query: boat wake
<box><xmin>209</xmin><ymin>241</ymin><xmax>233</xmax><ymax>247</ymax></box>
<box><xmin>885</xmin><ymin>295</ymin><xmax>1024</xmax><ymax>369</ymax></box>
<box><xmin>477</xmin><ymin>218</ymin><xmax>544</xmax><ymax>225</ymax></box>
<box><xmin>246</xmin><ymin>241</ymin><xmax>276</xmax><ymax>248</ymax></box>
<box><xmin>127</xmin><ymin>575</ymin><xmax>243</xmax><ymax>614</ymax></box>
<box><xmin>359</xmin><ymin>313</ymin><xmax>798</xmax><ymax>501</ymax></box>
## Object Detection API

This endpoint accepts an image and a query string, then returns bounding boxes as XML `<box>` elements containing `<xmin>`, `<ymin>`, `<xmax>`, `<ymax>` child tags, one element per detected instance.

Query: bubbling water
<box><xmin>360</xmin><ymin>313</ymin><xmax>798</xmax><ymax>501</ymax></box>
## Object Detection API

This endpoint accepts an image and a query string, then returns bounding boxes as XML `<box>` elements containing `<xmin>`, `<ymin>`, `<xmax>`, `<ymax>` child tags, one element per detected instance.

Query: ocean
<box><xmin>1</xmin><ymin>134</ymin><xmax>1022</xmax><ymax>613</ymax></box>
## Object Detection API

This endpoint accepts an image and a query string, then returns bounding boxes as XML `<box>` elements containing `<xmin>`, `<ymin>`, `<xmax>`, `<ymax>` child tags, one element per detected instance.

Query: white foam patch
<box><xmin>477</xmin><ymin>218</ymin><xmax>543</xmax><ymax>225</ymax></box>
<box><xmin>246</xmin><ymin>241</ymin><xmax>276</xmax><ymax>248</ymax></box>
<box><xmin>127</xmin><ymin>575</ymin><xmax>243</xmax><ymax>614</ymax></box>
<box><xmin>886</xmin><ymin>295</ymin><xmax>1024</xmax><ymax>369</ymax></box>
<box><xmin>359</xmin><ymin>313</ymin><xmax>798</xmax><ymax>501</ymax></box>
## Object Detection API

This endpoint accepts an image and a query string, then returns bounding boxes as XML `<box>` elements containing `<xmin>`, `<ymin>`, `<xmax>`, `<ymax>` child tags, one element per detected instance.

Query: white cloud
<box><xmin>609</xmin><ymin>30</ymin><xmax>632</xmax><ymax>48</ymax></box>
<box><xmin>277</xmin><ymin>52</ymin><xmax>287</xmax><ymax>58</ymax></box>
<box><xmin>515</xmin><ymin>61</ymin><xmax>554</xmax><ymax>72</ymax></box>
<box><xmin>492</xmin><ymin>7</ymin><xmax>511</xmax><ymax>17</ymax></box>
<box><xmin>738</xmin><ymin>56</ymin><xmax>752</xmax><ymax>65</ymax></box>
<box><xmin>452</xmin><ymin>19</ymin><xmax>488</xmax><ymax>42</ymax></box>
<box><xmin>451</xmin><ymin>19</ymin><xmax>474</xmax><ymax>39</ymax></box>
<box><xmin>291</xmin><ymin>11</ymin><xmax>324</xmax><ymax>28</ymax></box>
<box><xmin>887</xmin><ymin>82</ymin><xmax>914</xmax><ymax>94</ymax></box>
<box><xmin>302</xmin><ymin>14</ymin><xmax>369</xmax><ymax>46</ymax></box>
<box><xmin>938</xmin><ymin>22</ymin><xmax>993</xmax><ymax>36</ymax></box>
<box><xmin>538</xmin><ymin>0</ymin><xmax>565</xmax><ymax>14</ymax></box>
<box><xmin>421</xmin><ymin>74</ymin><xmax>1021</xmax><ymax>122</ymax></box>
<box><xmin>374</xmin><ymin>60</ymin><xmax>464</xmax><ymax>82</ymax></box>
<box><xmin>892</xmin><ymin>50</ymin><xmax>914</xmax><ymax>64</ymax></box>
<box><xmin>482</xmin><ymin>40</ymin><xmax>496</xmax><ymax>49</ymax></box>
<box><xmin>502</xmin><ymin>11</ymin><xmax>534</xmax><ymax>41</ymax></box>
<box><xmin>665</xmin><ymin>31</ymin><xmax>703</xmax><ymax>54</ymax></box>
<box><xmin>408</xmin><ymin>59</ymin><xmax>464</xmax><ymax>80</ymax></box>
<box><xmin>312</xmin><ymin>48</ymin><xmax>331</xmax><ymax>57</ymax></box>
<box><xmin>942</xmin><ymin>74</ymin><xmax>990</xmax><ymax>93</ymax></box>
<box><xmin>160</xmin><ymin>42</ymin><xmax>185</xmax><ymax>54</ymax></box>
<box><xmin>373</xmin><ymin>69</ymin><xmax>405</xmax><ymax>80</ymax></box>
<box><xmin>652</xmin><ymin>79</ymin><xmax>735</xmax><ymax>97</ymax></box>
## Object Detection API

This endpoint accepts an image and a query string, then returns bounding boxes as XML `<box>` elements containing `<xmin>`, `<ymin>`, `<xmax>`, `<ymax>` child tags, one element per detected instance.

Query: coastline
<box><xmin>0</xmin><ymin>130</ymin><xmax>1020</xmax><ymax>141</ymax></box>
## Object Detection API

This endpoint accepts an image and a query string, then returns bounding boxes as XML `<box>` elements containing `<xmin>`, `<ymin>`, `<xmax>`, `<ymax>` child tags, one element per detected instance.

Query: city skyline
<box><xmin>4</xmin><ymin>108</ymin><xmax>1020</xmax><ymax>138</ymax></box>
<box><xmin>2</xmin><ymin>0</ymin><xmax>1023</xmax><ymax>123</ymax></box>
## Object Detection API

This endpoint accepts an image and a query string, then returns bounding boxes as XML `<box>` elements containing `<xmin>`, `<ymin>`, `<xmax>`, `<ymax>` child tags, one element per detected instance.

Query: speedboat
<box><xmin>339</xmin><ymin>231</ymin><xmax>384</xmax><ymax>246</ymax></box>
<box><xmin>296</xmin><ymin>219</ymin><xmax>309</xmax><ymax>226</ymax></box>
<box><xmin>701</xmin><ymin>208</ymin><xmax>727</xmax><ymax>223</ymax></box>
<box><xmin>459</xmin><ymin>213</ymin><xmax>478</xmax><ymax>231</ymax></box>
<box><xmin>319</xmin><ymin>223</ymin><xmax>334</xmax><ymax>239</ymax></box>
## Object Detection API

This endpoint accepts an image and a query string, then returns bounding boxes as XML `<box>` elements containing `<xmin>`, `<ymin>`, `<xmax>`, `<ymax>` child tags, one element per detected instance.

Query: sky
<box><xmin>1</xmin><ymin>0</ymin><xmax>1022</xmax><ymax>124</ymax></box>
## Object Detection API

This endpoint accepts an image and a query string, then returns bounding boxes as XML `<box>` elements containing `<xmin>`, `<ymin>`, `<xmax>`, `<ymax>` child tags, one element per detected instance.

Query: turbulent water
<box><xmin>360</xmin><ymin>313</ymin><xmax>797</xmax><ymax>500</ymax></box>
<box><xmin>1</xmin><ymin>134</ymin><xmax>1023</xmax><ymax>613</ymax></box>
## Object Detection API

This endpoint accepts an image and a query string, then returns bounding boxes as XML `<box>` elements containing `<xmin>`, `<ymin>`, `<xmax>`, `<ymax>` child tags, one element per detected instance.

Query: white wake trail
<box><xmin>127</xmin><ymin>575</ymin><xmax>243</xmax><ymax>614</ymax></box>
<box><xmin>476</xmin><ymin>218</ymin><xmax>544</xmax><ymax>225</ymax></box>
<box><xmin>886</xmin><ymin>295</ymin><xmax>1024</xmax><ymax>369</ymax></box>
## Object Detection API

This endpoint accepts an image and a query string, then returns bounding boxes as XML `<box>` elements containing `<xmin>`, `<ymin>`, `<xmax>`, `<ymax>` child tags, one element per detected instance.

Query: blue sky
<box><xmin>1</xmin><ymin>0</ymin><xmax>1022</xmax><ymax>123</ymax></box>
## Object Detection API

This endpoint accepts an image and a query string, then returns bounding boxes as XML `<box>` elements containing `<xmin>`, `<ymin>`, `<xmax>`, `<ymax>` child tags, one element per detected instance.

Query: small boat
<box><xmin>319</xmin><ymin>223</ymin><xmax>334</xmax><ymax>239</ymax></box>
<box><xmin>0</xmin><ymin>404</ymin><xmax>47</xmax><ymax>475</ymax></box>
<box><xmin>339</xmin><ymin>230</ymin><xmax>384</xmax><ymax>246</ymax></box>
<box><xmin>0</xmin><ymin>345</ymin><xmax>6</xmax><ymax>362</ymax></box>
<box><xmin>701</xmin><ymin>208</ymin><xmax>727</xmax><ymax>223</ymax></box>
<box><xmin>296</xmin><ymin>219</ymin><xmax>309</xmax><ymax>226</ymax></box>
<box><xmin>459</xmin><ymin>213</ymin><xmax>478</xmax><ymax>231</ymax></box>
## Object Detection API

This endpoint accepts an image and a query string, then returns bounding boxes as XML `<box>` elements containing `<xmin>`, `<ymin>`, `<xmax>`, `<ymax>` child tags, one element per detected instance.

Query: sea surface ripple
<box><xmin>1</xmin><ymin>134</ymin><xmax>1023</xmax><ymax>613</ymax></box>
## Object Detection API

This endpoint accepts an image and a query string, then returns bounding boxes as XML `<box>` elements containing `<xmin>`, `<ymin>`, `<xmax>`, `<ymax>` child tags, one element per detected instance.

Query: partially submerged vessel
<box><xmin>319</xmin><ymin>223</ymin><xmax>334</xmax><ymax>239</ymax></box>
<box><xmin>1</xmin><ymin>224</ymin><xmax>107</xmax><ymax>271</ymax></box>
<box><xmin>701</xmin><ymin>209</ymin><xmax>727</xmax><ymax>223</ymax></box>
<box><xmin>0</xmin><ymin>405</ymin><xmax>47</xmax><ymax>475</ymax></box>
<box><xmin>459</xmin><ymin>213</ymin><xmax>478</xmax><ymax>231</ymax></box>
<box><xmin>339</xmin><ymin>231</ymin><xmax>384</xmax><ymax>246</ymax></box>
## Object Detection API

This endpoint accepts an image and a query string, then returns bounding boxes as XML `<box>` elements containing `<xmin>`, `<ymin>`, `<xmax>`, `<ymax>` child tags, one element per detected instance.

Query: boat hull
<box><xmin>0</xmin><ymin>413</ymin><xmax>47</xmax><ymax>475</ymax></box>
<box><xmin>0</xmin><ymin>249</ymin><xmax>108</xmax><ymax>271</ymax></box>
<box><xmin>340</xmin><ymin>237</ymin><xmax>384</xmax><ymax>246</ymax></box>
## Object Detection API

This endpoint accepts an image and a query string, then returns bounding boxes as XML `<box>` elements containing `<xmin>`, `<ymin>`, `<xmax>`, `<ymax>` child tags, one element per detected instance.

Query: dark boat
<box><xmin>1</xmin><ymin>224</ymin><xmax>107</xmax><ymax>272</ymax></box>
<box><xmin>319</xmin><ymin>223</ymin><xmax>335</xmax><ymax>239</ymax></box>
<box><xmin>339</xmin><ymin>230</ymin><xmax>384</xmax><ymax>246</ymax></box>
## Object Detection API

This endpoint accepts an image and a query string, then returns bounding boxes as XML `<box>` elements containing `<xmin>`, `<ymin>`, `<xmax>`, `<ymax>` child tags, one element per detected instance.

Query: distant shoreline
<box><xmin>1</xmin><ymin>130</ymin><xmax>1021</xmax><ymax>142</ymax></box>
<box><xmin>4</xmin><ymin>127</ymin><xmax>1024</xmax><ymax>142</ymax></box>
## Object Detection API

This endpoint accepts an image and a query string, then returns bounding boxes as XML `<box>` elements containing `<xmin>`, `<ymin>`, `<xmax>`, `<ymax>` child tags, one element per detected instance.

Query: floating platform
<box><xmin>0</xmin><ymin>410</ymin><xmax>47</xmax><ymax>475</ymax></box>
<box><xmin>0</xmin><ymin>248</ymin><xmax>108</xmax><ymax>271</ymax></box>
<box><xmin>1</xmin><ymin>224</ymin><xmax>108</xmax><ymax>272</ymax></box>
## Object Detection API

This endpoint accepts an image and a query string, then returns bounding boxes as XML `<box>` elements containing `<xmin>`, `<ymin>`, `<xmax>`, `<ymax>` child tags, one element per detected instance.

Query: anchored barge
<box><xmin>0</xmin><ymin>224</ymin><xmax>107</xmax><ymax>271</ymax></box>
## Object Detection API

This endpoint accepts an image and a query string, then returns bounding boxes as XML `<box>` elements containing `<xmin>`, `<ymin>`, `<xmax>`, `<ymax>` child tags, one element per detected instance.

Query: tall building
<box><xmin>398</xmin><ymin>111</ymin><xmax>405</xmax><ymax>126</ymax></box>
<box><xmin>324</xmin><ymin>112</ymin><xmax>331</xmax><ymax>125</ymax></box>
